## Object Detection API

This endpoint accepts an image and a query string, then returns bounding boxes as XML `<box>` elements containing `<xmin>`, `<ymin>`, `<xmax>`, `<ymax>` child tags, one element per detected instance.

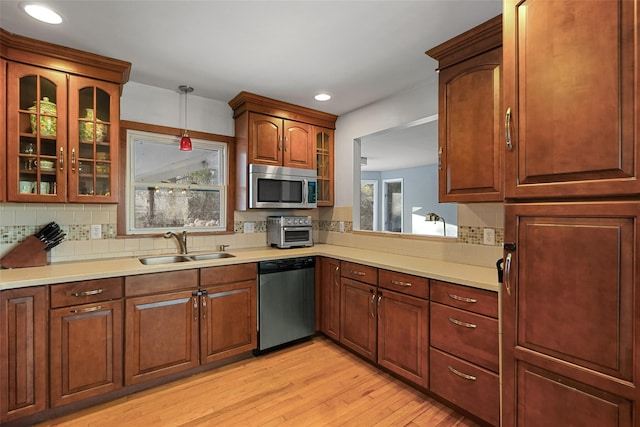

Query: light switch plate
<box><xmin>90</xmin><ymin>224</ymin><xmax>102</xmax><ymax>239</ymax></box>
<box><xmin>483</xmin><ymin>228</ymin><xmax>495</xmax><ymax>245</ymax></box>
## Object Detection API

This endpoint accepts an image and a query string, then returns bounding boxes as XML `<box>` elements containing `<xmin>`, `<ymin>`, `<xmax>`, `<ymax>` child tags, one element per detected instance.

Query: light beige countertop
<box><xmin>0</xmin><ymin>244</ymin><xmax>500</xmax><ymax>293</ymax></box>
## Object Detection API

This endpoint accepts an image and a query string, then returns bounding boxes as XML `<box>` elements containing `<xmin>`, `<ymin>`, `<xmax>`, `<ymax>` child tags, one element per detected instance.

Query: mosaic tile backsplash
<box><xmin>0</xmin><ymin>203</ymin><xmax>504</xmax><ymax>267</ymax></box>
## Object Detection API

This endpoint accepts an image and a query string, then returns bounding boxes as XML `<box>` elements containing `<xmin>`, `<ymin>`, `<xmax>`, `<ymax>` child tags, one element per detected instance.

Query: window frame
<box><xmin>118</xmin><ymin>120</ymin><xmax>235</xmax><ymax>237</ymax></box>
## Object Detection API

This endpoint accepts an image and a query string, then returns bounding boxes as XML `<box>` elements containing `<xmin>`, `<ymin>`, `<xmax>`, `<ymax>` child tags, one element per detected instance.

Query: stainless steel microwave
<box><xmin>249</xmin><ymin>164</ymin><xmax>317</xmax><ymax>209</ymax></box>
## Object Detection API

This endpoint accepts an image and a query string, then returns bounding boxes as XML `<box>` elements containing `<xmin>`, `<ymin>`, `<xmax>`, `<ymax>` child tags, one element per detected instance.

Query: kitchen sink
<box><xmin>138</xmin><ymin>255</ymin><xmax>192</xmax><ymax>265</ymax></box>
<box><xmin>188</xmin><ymin>252</ymin><xmax>235</xmax><ymax>261</ymax></box>
<box><xmin>138</xmin><ymin>252</ymin><xmax>235</xmax><ymax>265</ymax></box>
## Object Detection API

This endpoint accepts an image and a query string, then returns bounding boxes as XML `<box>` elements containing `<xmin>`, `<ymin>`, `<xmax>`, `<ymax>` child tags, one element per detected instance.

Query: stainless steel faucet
<box><xmin>219</xmin><ymin>244</ymin><xmax>230</xmax><ymax>252</ymax></box>
<box><xmin>164</xmin><ymin>231</ymin><xmax>188</xmax><ymax>254</ymax></box>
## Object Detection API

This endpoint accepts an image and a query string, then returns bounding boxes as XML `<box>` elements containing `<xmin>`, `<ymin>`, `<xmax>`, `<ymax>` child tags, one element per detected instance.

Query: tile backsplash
<box><xmin>1</xmin><ymin>202</ymin><xmax>504</xmax><ymax>268</ymax></box>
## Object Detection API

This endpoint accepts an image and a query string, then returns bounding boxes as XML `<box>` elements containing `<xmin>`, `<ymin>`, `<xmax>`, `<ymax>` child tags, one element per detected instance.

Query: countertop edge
<box><xmin>0</xmin><ymin>244</ymin><xmax>501</xmax><ymax>293</ymax></box>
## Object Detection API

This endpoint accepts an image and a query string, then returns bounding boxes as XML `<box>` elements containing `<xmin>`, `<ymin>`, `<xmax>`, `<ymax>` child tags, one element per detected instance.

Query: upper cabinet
<box><xmin>426</xmin><ymin>15</ymin><xmax>503</xmax><ymax>203</ymax></box>
<box><xmin>314</xmin><ymin>127</ymin><xmax>334</xmax><ymax>206</ymax></box>
<box><xmin>1</xmin><ymin>29</ymin><xmax>130</xmax><ymax>203</ymax></box>
<box><xmin>503</xmin><ymin>0</ymin><xmax>639</xmax><ymax>200</ymax></box>
<box><xmin>247</xmin><ymin>112</ymin><xmax>313</xmax><ymax>168</ymax></box>
<box><xmin>229</xmin><ymin>92</ymin><xmax>338</xmax><ymax>210</ymax></box>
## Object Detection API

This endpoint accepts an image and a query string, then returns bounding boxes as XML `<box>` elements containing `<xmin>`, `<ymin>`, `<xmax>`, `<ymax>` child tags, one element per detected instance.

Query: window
<box><xmin>119</xmin><ymin>124</ymin><xmax>232</xmax><ymax>236</ymax></box>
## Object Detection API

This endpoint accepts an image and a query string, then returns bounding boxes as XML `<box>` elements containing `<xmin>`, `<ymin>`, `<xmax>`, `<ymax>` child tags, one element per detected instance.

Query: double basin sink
<box><xmin>139</xmin><ymin>252</ymin><xmax>235</xmax><ymax>265</ymax></box>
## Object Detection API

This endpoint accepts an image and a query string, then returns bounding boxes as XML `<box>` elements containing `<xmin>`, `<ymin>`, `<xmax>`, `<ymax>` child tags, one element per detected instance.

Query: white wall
<box><xmin>334</xmin><ymin>76</ymin><xmax>439</xmax><ymax>207</ymax></box>
<box><xmin>121</xmin><ymin>82</ymin><xmax>235</xmax><ymax>136</ymax></box>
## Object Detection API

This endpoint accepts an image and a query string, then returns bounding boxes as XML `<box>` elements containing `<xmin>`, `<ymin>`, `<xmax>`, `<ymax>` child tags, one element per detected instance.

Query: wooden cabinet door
<box><xmin>502</xmin><ymin>202</ymin><xmax>639</xmax><ymax>426</ymax></box>
<box><xmin>67</xmin><ymin>76</ymin><xmax>120</xmax><ymax>203</ymax></box>
<box><xmin>1</xmin><ymin>58</ymin><xmax>6</xmax><ymax>202</ymax></box>
<box><xmin>314</xmin><ymin>127</ymin><xmax>334</xmax><ymax>206</ymax></box>
<box><xmin>340</xmin><ymin>278</ymin><xmax>377</xmax><ymax>361</ymax></box>
<box><xmin>438</xmin><ymin>47</ymin><xmax>503</xmax><ymax>202</ymax></box>
<box><xmin>249</xmin><ymin>112</ymin><xmax>283</xmax><ymax>166</ymax></box>
<box><xmin>6</xmin><ymin>62</ymin><xmax>67</xmax><ymax>203</ymax></box>
<box><xmin>125</xmin><ymin>290</ymin><xmax>199</xmax><ymax>385</ymax></box>
<box><xmin>503</xmin><ymin>0</ymin><xmax>640</xmax><ymax>199</ymax></box>
<box><xmin>319</xmin><ymin>257</ymin><xmax>341</xmax><ymax>341</ymax></box>
<box><xmin>283</xmin><ymin>120</ymin><xmax>313</xmax><ymax>169</ymax></box>
<box><xmin>200</xmin><ymin>280</ymin><xmax>257</xmax><ymax>365</ymax></box>
<box><xmin>50</xmin><ymin>300</ymin><xmax>122</xmax><ymax>407</ymax></box>
<box><xmin>377</xmin><ymin>289</ymin><xmax>429</xmax><ymax>388</ymax></box>
<box><xmin>0</xmin><ymin>287</ymin><xmax>47</xmax><ymax>423</ymax></box>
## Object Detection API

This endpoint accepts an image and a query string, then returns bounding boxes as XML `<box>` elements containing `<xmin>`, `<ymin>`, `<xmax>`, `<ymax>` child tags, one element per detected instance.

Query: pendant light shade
<box><xmin>178</xmin><ymin>85</ymin><xmax>194</xmax><ymax>151</ymax></box>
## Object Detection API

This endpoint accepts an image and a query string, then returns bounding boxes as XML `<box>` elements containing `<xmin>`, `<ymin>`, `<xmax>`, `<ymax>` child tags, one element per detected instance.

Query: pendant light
<box><xmin>178</xmin><ymin>85</ymin><xmax>194</xmax><ymax>151</ymax></box>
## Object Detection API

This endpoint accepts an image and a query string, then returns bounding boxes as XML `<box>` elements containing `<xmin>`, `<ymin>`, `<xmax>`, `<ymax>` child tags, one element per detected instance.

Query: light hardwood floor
<box><xmin>37</xmin><ymin>337</ymin><xmax>479</xmax><ymax>426</ymax></box>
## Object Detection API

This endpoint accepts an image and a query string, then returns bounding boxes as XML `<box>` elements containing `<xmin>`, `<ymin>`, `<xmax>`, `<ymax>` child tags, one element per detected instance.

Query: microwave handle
<box><xmin>303</xmin><ymin>179</ymin><xmax>308</xmax><ymax>204</ymax></box>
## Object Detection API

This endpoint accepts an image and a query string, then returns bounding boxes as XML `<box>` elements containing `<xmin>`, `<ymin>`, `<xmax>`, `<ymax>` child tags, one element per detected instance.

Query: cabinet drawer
<box><xmin>200</xmin><ymin>262</ymin><xmax>257</xmax><ymax>286</ymax></box>
<box><xmin>378</xmin><ymin>269</ymin><xmax>428</xmax><ymax>299</ymax></box>
<box><xmin>430</xmin><ymin>302</ymin><xmax>499</xmax><ymax>372</ymax></box>
<box><xmin>430</xmin><ymin>347</ymin><xmax>499</xmax><ymax>427</ymax></box>
<box><xmin>125</xmin><ymin>269</ymin><xmax>198</xmax><ymax>297</ymax></box>
<box><xmin>51</xmin><ymin>277</ymin><xmax>123</xmax><ymax>308</ymax></box>
<box><xmin>430</xmin><ymin>280</ymin><xmax>497</xmax><ymax>318</ymax></box>
<box><xmin>340</xmin><ymin>261</ymin><xmax>377</xmax><ymax>285</ymax></box>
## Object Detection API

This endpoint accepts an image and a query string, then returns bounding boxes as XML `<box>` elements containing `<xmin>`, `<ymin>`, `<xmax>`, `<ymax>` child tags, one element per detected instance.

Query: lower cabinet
<box><xmin>200</xmin><ymin>263</ymin><xmax>257</xmax><ymax>365</ymax></box>
<box><xmin>377</xmin><ymin>287</ymin><xmax>429</xmax><ymax>388</ymax></box>
<box><xmin>125</xmin><ymin>288</ymin><xmax>199</xmax><ymax>385</ymax></box>
<box><xmin>429</xmin><ymin>280</ymin><xmax>499</xmax><ymax>426</ymax></box>
<box><xmin>125</xmin><ymin>270</ymin><xmax>199</xmax><ymax>385</ymax></box>
<box><xmin>339</xmin><ymin>262</ymin><xmax>430</xmax><ymax>389</ymax></box>
<box><xmin>319</xmin><ymin>257</ymin><xmax>341</xmax><ymax>341</ymax></box>
<box><xmin>49</xmin><ymin>278</ymin><xmax>123</xmax><ymax>407</ymax></box>
<box><xmin>0</xmin><ymin>286</ymin><xmax>47</xmax><ymax>423</ymax></box>
<box><xmin>125</xmin><ymin>265</ymin><xmax>258</xmax><ymax>385</ymax></box>
<box><xmin>340</xmin><ymin>277</ymin><xmax>378</xmax><ymax>361</ymax></box>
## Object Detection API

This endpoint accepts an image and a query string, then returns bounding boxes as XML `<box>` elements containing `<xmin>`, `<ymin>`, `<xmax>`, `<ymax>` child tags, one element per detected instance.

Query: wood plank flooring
<box><xmin>36</xmin><ymin>337</ymin><xmax>479</xmax><ymax>426</ymax></box>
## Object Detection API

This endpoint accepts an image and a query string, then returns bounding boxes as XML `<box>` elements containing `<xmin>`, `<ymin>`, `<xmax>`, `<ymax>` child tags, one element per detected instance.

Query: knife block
<box><xmin>0</xmin><ymin>236</ymin><xmax>47</xmax><ymax>268</ymax></box>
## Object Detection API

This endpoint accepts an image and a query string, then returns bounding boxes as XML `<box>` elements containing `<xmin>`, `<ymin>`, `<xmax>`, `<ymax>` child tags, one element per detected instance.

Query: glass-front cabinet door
<box><xmin>68</xmin><ymin>77</ymin><xmax>119</xmax><ymax>203</ymax></box>
<box><xmin>315</xmin><ymin>127</ymin><xmax>334</xmax><ymax>206</ymax></box>
<box><xmin>7</xmin><ymin>62</ymin><xmax>67</xmax><ymax>202</ymax></box>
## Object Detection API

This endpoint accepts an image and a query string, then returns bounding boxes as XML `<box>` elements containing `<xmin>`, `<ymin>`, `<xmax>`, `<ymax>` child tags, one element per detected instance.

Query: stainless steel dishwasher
<box><xmin>256</xmin><ymin>256</ymin><xmax>315</xmax><ymax>352</ymax></box>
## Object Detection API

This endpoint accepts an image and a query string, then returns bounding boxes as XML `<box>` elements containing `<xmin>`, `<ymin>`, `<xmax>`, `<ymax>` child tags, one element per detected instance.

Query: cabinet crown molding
<box><xmin>0</xmin><ymin>28</ymin><xmax>131</xmax><ymax>87</ymax></box>
<box><xmin>229</xmin><ymin>91</ymin><xmax>338</xmax><ymax>129</ymax></box>
<box><xmin>426</xmin><ymin>14</ymin><xmax>502</xmax><ymax>70</ymax></box>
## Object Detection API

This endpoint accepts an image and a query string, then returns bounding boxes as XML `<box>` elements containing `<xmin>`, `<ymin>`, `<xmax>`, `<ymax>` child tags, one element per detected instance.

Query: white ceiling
<box><xmin>0</xmin><ymin>0</ymin><xmax>501</xmax><ymax>117</ymax></box>
<box><xmin>1</xmin><ymin>1</ymin><xmax>501</xmax><ymax>172</ymax></box>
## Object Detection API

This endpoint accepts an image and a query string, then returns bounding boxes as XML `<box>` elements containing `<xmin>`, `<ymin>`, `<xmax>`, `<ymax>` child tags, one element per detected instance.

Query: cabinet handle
<box><xmin>284</xmin><ymin>135</ymin><xmax>288</xmax><ymax>151</ymax></box>
<box><xmin>391</xmin><ymin>279</ymin><xmax>412</xmax><ymax>287</ymax></box>
<box><xmin>72</xmin><ymin>289</ymin><xmax>104</xmax><ymax>297</ymax></box>
<box><xmin>448</xmin><ymin>365</ymin><xmax>477</xmax><ymax>381</ymax></box>
<box><xmin>333</xmin><ymin>265</ymin><xmax>340</xmax><ymax>287</ymax></box>
<box><xmin>201</xmin><ymin>295</ymin><xmax>207</xmax><ymax>319</ymax></box>
<box><xmin>278</xmin><ymin>135</ymin><xmax>282</xmax><ymax>151</ymax></box>
<box><xmin>447</xmin><ymin>293</ymin><xmax>477</xmax><ymax>303</ymax></box>
<box><xmin>369</xmin><ymin>290</ymin><xmax>376</xmax><ymax>319</ymax></box>
<box><xmin>448</xmin><ymin>317</ymin><xmax>477</xmax><ymax>329</ymax></box>
<box><xmin>70</xmin><ymin>305</ymin><xmax>102</xmax><ymax>314</ymax></box>
<box><xmin>59</xmin><ymin>147</ymin><xmax>64</xmax><ymax>171</ymax></box>
<box><xmin>71</xmin><ymin>148</ymin><xmax>76</xmax><ymax>172</ymax></box>
<box><xmin>438</xmin><ymin>146</ymin><xmax>443</xmax><ymax>171</ymax></box>
<box><xmin>504</xmin><ymin>252</ymin><xmax>512</xmax><ymax>296</ymax></box>
<box><xmin>350</xmin><ymin>270</ymin><xmax>366</xmax><ymax>276</ymax></box>
<box><xmin>505</xmin><ymin>107</ymin><xmax>513</xmax><ymax>151</ymax></box>
<box><xmin>193</xmin><ymin>296</ymin><xmax>198</xmax><ymax>321</ymax></box>
<box><xmin>377</xmin><ymin>294</ymin><xmax>382</xmax><ymax>318</ymax></box>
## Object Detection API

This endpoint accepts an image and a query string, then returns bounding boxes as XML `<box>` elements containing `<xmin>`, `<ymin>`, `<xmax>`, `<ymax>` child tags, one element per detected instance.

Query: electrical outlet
<box><xmin>483</xmin><ymin>228</ymin><xmax>495</xmax><ymax>246</ymax></box>
<box><xmin>90</xmin><ymin>224</ymin><xmax>102</xmax><ymax>239</ymax></box>
<box><xmin>243</xmin><ymin>222</ymin><xmax>255</xmax><ymax>233</ymax></box>
<box><xmin>339</xmin><ymin>221</ymin><xmax>345</xmax><ymax>233</ymax></box>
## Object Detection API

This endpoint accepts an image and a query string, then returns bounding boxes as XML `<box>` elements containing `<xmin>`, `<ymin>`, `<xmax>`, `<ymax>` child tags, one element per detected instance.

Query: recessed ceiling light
<box><xmin>314</xmin><ymin>93</ymin><xmax>331</xmax><ymax>102</ymax></box>
<box><xmin>23</xmin><ymin>4</ymin><xmax>63</xmax><ymax>24</ymax></box>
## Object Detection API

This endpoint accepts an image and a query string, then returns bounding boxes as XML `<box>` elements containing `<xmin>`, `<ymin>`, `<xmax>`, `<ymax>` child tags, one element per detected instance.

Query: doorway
<box><xmin>383</xmin><ymin>178</ymin><xmax>403</xmax><ymax>232</ymax></box>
